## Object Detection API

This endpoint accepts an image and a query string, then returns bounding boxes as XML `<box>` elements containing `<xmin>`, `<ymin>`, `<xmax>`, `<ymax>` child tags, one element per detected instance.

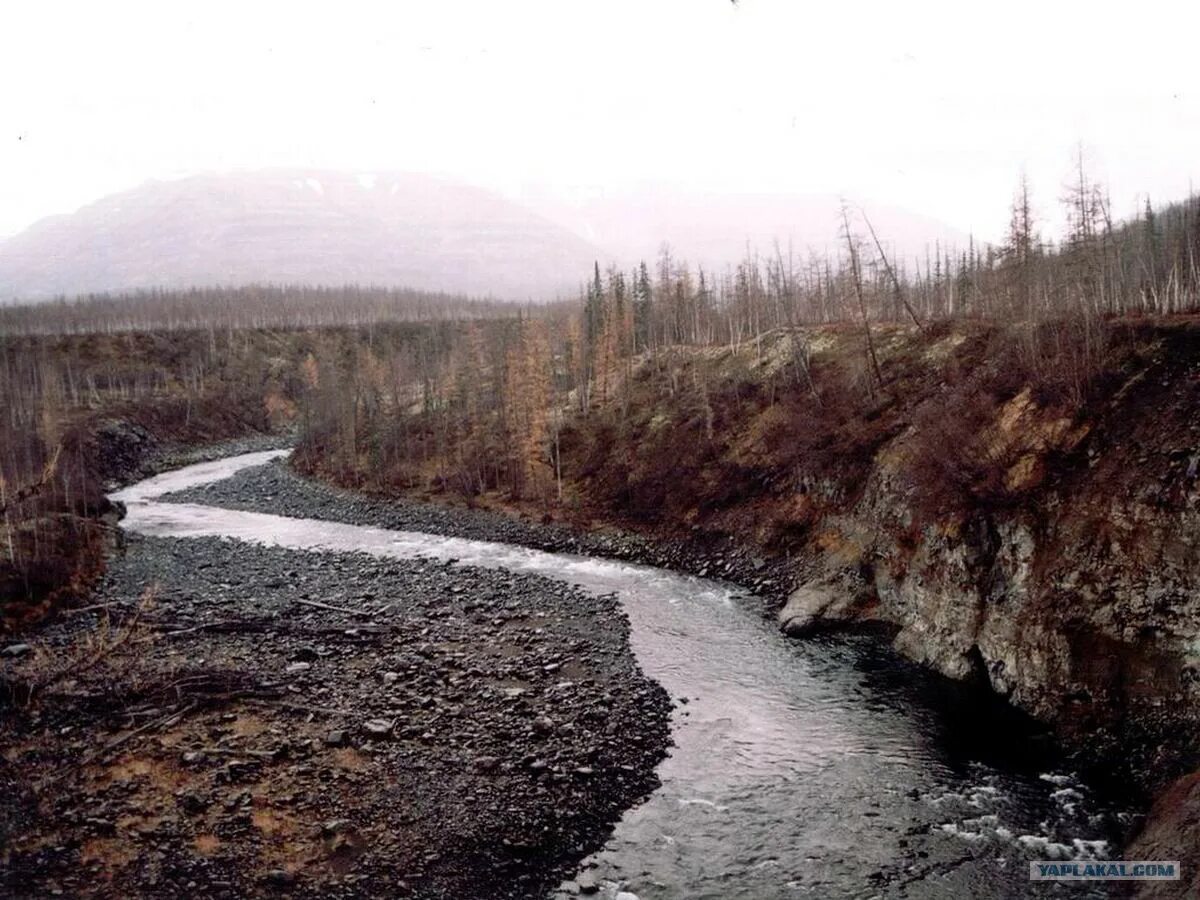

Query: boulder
<box><xmin>776</xmin><ymin>585</ymin><xmax>840</xmax><ymax>637</ymax></box>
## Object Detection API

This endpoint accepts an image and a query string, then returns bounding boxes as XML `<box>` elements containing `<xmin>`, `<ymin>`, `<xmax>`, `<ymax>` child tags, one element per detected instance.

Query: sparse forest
<box><xmin>3</xmin><ymin>173</ymin><xmax>1200</xmax><ymax>628</ymax></box>
<box><xmin>9</xmin><ymin>1</ymin><xmax>1200</xmax><ymax>893</ymax></box>
<box><xmin>0</xmin><ymin>316</ymin><xmax>486</xmax><ymax>627</ymax></box>
<box><xmin>0</xmin><ymin>284</ymin><xmax>512</xmax><ymax>335</ymax></box>
<box><xmin>293</xmin><ymin>177</ymin><xmax>1200</xmax><ymax>515</ymax></box>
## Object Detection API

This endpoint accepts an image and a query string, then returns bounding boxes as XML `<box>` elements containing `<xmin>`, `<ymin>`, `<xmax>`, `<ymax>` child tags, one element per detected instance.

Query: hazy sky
<box><xmin>2</xmin><ymin>0</ymin><xmax>1197</xmax><ymax>242</ymax></box>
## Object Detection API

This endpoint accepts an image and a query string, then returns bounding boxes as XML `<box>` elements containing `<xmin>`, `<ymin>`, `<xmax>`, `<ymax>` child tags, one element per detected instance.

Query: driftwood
<box><xmin>295</xmin><ymin>597</ymin><xmax>381</xmax><ymax>618</ymax></box>
<box><xmin>155</xmin><ymin>616</ymin><xmax>393</xmax><ymax>638</ymax></box>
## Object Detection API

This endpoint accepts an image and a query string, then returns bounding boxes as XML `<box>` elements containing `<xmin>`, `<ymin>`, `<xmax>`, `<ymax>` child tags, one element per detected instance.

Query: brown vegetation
<box><xmin>4</xmin><ymin>174</ymin><xmax>1200</xmax><ymax>634</ymax></box>
<box><xmin>0</xmin><ymin>284</ymin><xmax>502</xmax><ymax>336</ymax></box>
<box><xmin>0</xmin><ymin>323</ymin><xmax>486</xmax><ymax>628</ymax></box>
<box><xmin>291</xmin><ymin>181</ymin><xmax>1200</xmax><ymax>524</ymax></box>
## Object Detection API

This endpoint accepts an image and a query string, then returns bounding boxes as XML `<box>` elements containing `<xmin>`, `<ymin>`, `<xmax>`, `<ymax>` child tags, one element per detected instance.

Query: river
<box><xmin>111</xmin><ymin>451</ymin><xmax>1126</xmax><ymax>898</ymax></box>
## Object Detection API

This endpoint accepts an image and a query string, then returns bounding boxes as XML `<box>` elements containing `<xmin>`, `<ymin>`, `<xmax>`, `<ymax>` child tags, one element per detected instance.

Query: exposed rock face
<box><xmin>777</xmin><ymin>381</ymin><xmax>1200</xmax><ymax>890</ymax></box>
<box><xmin>781</xmin><ymin>387</ymin><xmax>1200</xmax><ymax>790</ymax></box>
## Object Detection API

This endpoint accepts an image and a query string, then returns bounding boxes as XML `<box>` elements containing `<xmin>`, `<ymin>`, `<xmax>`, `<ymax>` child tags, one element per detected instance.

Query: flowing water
<box><xmin>112</xmin><ymin>452</ymin><xmax>1127</xmax><ymax>899</ymax></box>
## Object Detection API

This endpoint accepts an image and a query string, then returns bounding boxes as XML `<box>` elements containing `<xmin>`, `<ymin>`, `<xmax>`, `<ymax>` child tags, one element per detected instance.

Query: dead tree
<box><xmin>862</xmin><ymin>210</ymin><xmax>925</xmax><ymax>332</ymax></box>
<box><xmin>840</xmin><ymin>206</ymin><xmax>885</xmax><ymax>392</ymax></box>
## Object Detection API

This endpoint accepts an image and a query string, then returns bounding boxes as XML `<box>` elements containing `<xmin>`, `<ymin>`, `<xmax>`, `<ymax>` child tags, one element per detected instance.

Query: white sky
<box><xmin>2</xmin><ymin>0</ymin><xmax>1198</xmax><ymax>243</ymax></box>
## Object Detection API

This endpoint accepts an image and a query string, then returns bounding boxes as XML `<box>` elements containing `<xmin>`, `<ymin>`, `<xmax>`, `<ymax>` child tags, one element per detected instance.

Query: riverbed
<box><xmin>115</xmin><ymin>451</ymin><xmax>1129</xmax><ymax>898</ymax></box>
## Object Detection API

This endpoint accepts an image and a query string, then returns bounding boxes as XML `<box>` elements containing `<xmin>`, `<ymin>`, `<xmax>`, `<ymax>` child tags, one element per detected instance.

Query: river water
<box><xmin>112</xmin><ymin>451</ymin><xmax>1126</xmax><ymax>899</ymax></box>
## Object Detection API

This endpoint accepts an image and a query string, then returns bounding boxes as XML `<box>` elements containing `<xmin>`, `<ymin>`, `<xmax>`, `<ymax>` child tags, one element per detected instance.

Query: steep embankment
<box><xmin>298</xmin><ymin>318</ymin><xmax>1200</xmax><ymax>793</ymax></box>
<box><xmin>546</xmin><ymin>318</ymin><xmax>1200</xmax><ymax>891</ymax></box>
<box><xmin>565</xmin><ymin>321</ymin><xmax>1200</xmax><ymax>789</ymax></box>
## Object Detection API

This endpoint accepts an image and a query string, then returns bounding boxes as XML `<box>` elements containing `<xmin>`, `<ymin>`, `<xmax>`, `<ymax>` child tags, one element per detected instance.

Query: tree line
<box><xmin>0</xmin><ymin>284</ymin><xmax>517</xmax><ymax>336</ymax></box>
<box><xmin>4</xmin><ymin>162</ymin><xmax>1199</xmax><ymax>616</ymax></box>
<box><xmin>294</xmin><ymin>166</ymin><xmax>1200</xmax><ymax>505</ymax></box>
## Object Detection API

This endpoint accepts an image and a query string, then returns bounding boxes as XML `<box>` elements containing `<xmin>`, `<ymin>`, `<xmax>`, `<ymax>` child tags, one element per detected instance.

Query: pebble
<box><xmin>577</xmin><ymin>870</ymin><xmax>601</xmax><ymax>893</ymax></box>
<box><xmin>14</xmin><ymin>451</ymin><xmax>674</xmax><ymax>900</ymax></box>
<box><xmin>362</xmin><ymin>718</ymin><xmax>394</xmax><ymax>737</ymax></box>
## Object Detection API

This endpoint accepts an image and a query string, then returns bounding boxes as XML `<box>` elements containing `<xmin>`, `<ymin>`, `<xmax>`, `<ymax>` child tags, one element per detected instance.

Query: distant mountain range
<box><xmin>0</xmin><ymin>171</ymin><xmax>973</xmax><ymax>303</ymax></box>
<box><xmin>0</xmin><ymin>171</ymin><xmax>602</xmax><ymax>302</ymax></box>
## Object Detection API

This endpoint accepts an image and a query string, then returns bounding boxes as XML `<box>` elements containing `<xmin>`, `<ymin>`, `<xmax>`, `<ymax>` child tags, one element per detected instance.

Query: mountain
<box><xmin>0</xmin><ymin>171</ymin><xmax>604</xmax><ymax>302</ymax></box>
<box><xmin>524</xmin><ymin>184</ymin><xmax>975</xmax><ymax>272</ymax></box>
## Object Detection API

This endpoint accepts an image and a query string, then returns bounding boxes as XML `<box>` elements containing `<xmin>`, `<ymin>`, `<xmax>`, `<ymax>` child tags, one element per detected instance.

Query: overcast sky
<box><xmin>2</xmin><ymin>0</ymin><xmax>1197</xmax><ymax>243</ymax></box>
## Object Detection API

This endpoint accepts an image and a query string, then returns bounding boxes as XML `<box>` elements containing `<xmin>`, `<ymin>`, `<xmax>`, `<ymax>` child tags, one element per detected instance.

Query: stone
<box><xmin>362</xmin><ymin>718</ymin><xmax>394</xmax><ymax>737</ymax></box>
<box><xmin>777</xmin><ymin>584</ymin><xmax>845</xmax><ymax>637</ymax></box>
<box><xmin>321</xmin><ymin>818</ymin><xmax>350</xmax><ymax>835</ymax></box>
<box><xmin>1</xmin><ymin>643</ymin><xmax>32</xmax><ymax>658</ymax></box>
<box><xmin>474</xmin><ymin>756</ymin><xmax>500</xmax><ymax>773</ymax></box>
<box><xmin>323</xmin><ymin>730</ymin><xmax>348</xmax><ymax>747</ymax></box>
<box><xmin>177</xmin><ymin>791</ymin><xmax>208</xmax><ymax>814</ymax></box>
<box><xmin>576</xmin><ymin>871</ymin><xmax>600</xmax><ymax>894</ymax></box>
<box><xmin>263</xmin><ymin>869</ymin><xmax>296</xmax><ymax>886</ymax></box>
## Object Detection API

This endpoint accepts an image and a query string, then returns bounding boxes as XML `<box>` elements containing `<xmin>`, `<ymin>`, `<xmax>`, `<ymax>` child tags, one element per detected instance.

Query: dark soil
<box><xmin>0</xmin><ymin>528</ymin><xmax>670</xmax><ymax>898</ymax></box>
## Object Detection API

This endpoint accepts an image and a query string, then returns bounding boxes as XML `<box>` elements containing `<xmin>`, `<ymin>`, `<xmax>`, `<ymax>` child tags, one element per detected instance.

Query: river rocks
<box><xmin>361</xmin><ymin>718</ymin><xmax>395</xmax><ymax>738</ymax></box>
<box><xmin>473</xmin><ymin>755</ymin><xmax>500</xmax><ymax>773</ymax></box>
<box><xmin>576</xmin><ymin>870</ymin><xmax>600</xmax><ymax>893</ymax></box>
<box><xmin>1</xmin><ymin>498</ymin><xmax>670</xmax><ymax>899</ymax></box>
<box><xmin>262</xmin><ymin>868</ymin><xmax>296</xmax><ymax>887</ymax></box>
<box><xmin>160</xmin><ymin>457</ymin><xmax>793</xmax><ymax>610</ymax></box>
<box><xmin>776</xmin><ymin>584</ymin><xmax>862</xmax><ymax>637</ymax></box>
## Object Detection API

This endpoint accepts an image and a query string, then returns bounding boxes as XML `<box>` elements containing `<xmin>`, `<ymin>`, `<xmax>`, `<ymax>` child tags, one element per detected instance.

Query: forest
<box><xmin>2</xmin><ymin>171</ymin><xmax>1200</xmax><ymax>627</ymax></box>
<box><xmin>293</xmin><ymin>175</ymin><xmax>1200</xmax><ymax>509</ymax></box>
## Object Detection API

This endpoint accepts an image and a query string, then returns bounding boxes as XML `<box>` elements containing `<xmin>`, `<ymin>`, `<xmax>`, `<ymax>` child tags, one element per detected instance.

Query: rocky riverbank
<box><xmin>165</xmin><ymin>447</ymin><xmax>1200</xmax><ymax>896</ymax></box>
<box><xmin>165</xmin><ymin>456</ymin><xmax>1160</xmax><ymax>786</ymax></box>
<box><xmin>163</xmin><ymin>457</ymin><xmax>792</xmax><ymax>612</ymax></box>
<box><xmin>94</xmin><ymin>424</ymin><xmax>295</xmax><ymax>491</ymax></box>
<box><xmin>0</xmin><ymin>524</ymin><xmax>670</xmax><ymax>897</ymax></box>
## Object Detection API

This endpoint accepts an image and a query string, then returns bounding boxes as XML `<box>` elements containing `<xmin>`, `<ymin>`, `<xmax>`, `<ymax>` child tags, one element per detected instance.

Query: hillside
<box><xmin>0</xmin><ymin>171</ymin><xmax>603</xmax><ymax>302</ymax></box>
<box><xmin>291</xmin><ymin>317</ymin><xmax>1200</xmax><ymax>790</ymax></box>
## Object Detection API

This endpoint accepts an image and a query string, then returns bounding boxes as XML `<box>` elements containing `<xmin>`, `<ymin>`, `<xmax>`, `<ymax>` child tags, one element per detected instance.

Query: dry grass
<box><xmin>3</xmin><ymin>590</ymin><xmax>158</xmax><ymax>709</ymax></box>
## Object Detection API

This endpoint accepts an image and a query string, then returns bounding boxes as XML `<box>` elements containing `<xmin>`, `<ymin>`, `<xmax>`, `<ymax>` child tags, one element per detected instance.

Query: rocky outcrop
<box><xmin>777</xmin><ymin>356</ymin><xmax>1200</xmax><ymax>792</ymax></box>
<box><xmin>776</xmin><ymin>583</ymin><xmax>875</xmax><ymax>637</ymax></box>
